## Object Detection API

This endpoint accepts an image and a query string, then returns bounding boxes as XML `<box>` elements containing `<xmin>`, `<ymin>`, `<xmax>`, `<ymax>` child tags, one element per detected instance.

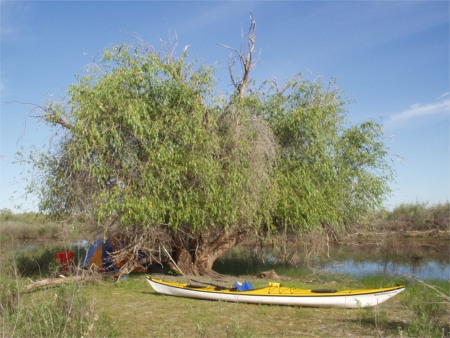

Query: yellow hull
<box><xmin>146</xmin><ymin>276</ymin><xmax>405</xmax><ymax>308</ymax></box>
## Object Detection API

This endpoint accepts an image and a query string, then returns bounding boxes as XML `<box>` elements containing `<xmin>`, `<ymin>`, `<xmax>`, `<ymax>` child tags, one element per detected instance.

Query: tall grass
<box><xmin>355</xmin><ymin>275</ymin><xmax>449</xmax><ymax>337</ymax></box>
<box><xmin>0</xmin><ymin>250</ymin><xmax>121</xmax><ymax>337</ymax></box>
<box><xmin>402</xmin><ymin>279</ymin><xmax>449</xmax><ymax>337</ymax></box>
<box><xmin>1</xmin><ymin>282</ymin><xmax>121</xmax><ymax>337</ymax></box>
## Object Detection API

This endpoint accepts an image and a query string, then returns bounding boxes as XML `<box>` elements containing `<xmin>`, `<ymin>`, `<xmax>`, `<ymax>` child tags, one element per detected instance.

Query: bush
<box><xmin>0</xmin><ymin>210</ymin><xmax>47</xmax><ymax>224</ymax></box>
<box><xmin>371</xmin><ymin>202</ymin><xmax>450</xmax><ymax>231</ymax></box>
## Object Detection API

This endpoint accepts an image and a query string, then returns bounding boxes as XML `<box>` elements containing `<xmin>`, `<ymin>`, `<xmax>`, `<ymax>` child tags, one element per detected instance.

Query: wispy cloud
<box><xmin>299</xmin><ymin>2</ymin><xmax>449</xmax><ymax>56</ymax></box>
<box><xmin>179</xmin><ymin>2</ymin><xmax>256</xmax><ymax>35</ymax></box>
<box><xmin>386</xmin><ymin>94</ymin><xmax>450</xmax><ymax>129</ymax></box>
<box><xmin>1</xmin><ymin>1</ymin><xmax>30</xmax><ymax>42</ymax></box>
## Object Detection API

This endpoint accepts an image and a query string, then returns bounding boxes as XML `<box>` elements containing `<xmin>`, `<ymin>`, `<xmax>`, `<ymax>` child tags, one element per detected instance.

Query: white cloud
<box><xmin>387</xmin><ymin>95</ymin><xmax>450</xmax><ymax>128</ymax></box>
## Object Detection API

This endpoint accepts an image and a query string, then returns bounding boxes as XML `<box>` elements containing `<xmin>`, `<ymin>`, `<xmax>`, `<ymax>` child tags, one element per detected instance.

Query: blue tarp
<box><xmin>233</xmin><ymin>281</ymin><xmax>254</xmax><ymax>291</ymax></box>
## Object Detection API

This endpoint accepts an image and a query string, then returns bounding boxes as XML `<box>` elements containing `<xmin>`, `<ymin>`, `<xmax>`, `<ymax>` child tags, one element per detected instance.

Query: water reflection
<box><xmin>216</xmin><ymin>237</ymin><xmax>450</xmax><ymax>281</ymax></box>
<box><xmin>322</xmin><ymin>259</ymin><xmax>450</xmax><ymax>280</ymax></box>
<box><xmin>320</xmin><ymin>237</ymin><xmax>450</xmax><ymax>280</ymax></box>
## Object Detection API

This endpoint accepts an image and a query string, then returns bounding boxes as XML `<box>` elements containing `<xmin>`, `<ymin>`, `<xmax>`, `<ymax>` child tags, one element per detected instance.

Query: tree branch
<box><xmin>219</xmin><ymin>14</ymin><xmax>257</xmax><ymax>98</ymax></box>
<box><xmin>38</xmin><ymin>102</ymin><xmax>73</xmax><ymax>130</ymax></box>
<box><xmin>4</xmin><ymin>100</ymin><xmax>73</xmax><ymax>130</ymax></box>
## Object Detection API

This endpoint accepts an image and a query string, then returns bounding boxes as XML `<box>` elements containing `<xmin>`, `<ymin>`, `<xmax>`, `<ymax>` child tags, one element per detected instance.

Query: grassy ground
<box><xmin>2</xmin><ymin>258</ymin><xmax>448</xmax><ymax>337</ymax></box>
<box><xmin>3</xmin><ymin>271</ymin><xmax>448</xmax><ymax>337</ymax></box>
<box><xmin>77</xmin><ymin>273</ymin><xmax>420</xmax><ymax>337</ymax></box>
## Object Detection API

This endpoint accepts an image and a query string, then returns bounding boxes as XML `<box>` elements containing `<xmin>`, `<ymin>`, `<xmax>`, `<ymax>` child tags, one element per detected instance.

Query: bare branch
<box><xmin>219</xmin><ymin>14</ymin><xmax>257</xmax><ymax>98</ymax></box>
<box><xmin>123</xmin><ymin>30</ymin><xmax>156</xmax><ymax>54</ymax></box>
<box><xmin>159</xmin><ymin>30</ymin><xmax>179</xmax><ymax>64</ymax></box>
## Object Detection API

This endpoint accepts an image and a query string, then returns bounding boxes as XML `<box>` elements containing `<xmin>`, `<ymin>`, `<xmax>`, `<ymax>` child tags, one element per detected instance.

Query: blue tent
<box><xmin>83</xmin><ymin>239</ymin><xmax>115</xmax><ymax>271</ymax></box>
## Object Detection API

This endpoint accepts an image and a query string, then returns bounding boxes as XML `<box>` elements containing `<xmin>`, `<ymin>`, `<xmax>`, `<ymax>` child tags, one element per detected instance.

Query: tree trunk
<box><xmin>171</xmin><ymin>228</ymin><xmax>247</xmax><ymax>276</ymax></box>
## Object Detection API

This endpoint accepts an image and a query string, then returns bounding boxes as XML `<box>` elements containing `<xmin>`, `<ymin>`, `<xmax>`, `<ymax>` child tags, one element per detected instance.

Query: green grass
<box><xmin>0</xmin><ymin>282</ymin><xmax>121</xmax><ymax>337</ymax></box>
<box><xmin>0</xmin><ymin>251</ymin><xmax>120</xmax><ymax>337</ymax></box>
<box><xmin>78</xmin><ymin>274</ymin><xmax>448</xmax><ymax>337</ymax></box>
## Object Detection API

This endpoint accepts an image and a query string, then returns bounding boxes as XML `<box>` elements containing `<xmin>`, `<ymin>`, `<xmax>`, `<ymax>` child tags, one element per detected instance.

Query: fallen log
<box><xmin>26</xmin><ymin>274</ymin><xmax>106</xmax><ymax>292</ymax></box>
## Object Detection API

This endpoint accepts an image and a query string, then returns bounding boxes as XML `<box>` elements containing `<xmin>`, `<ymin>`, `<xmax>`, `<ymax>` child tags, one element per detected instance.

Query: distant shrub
<box><xmin>0</xmin><ymin>210</ymin><xmax>47</xmax><ymax>224</ymax></box>
<box><xmin>0</xmin><ymin>211</ymin><xmax>75</xmax><ymax>242</ymax></box>
<box><xmin>371</xmin><ymin>202</ymin><xmax>450</xmax><ymax>231</ymax></box>
<box><xmin>0</xmin><ymin>209</ymin><xmax>14</xmax><ymax>222</ymax></box>
<box><xmin>387</xmin><ymin>202</ymin><xmax>427</xmax><ymax>224</ymax></box>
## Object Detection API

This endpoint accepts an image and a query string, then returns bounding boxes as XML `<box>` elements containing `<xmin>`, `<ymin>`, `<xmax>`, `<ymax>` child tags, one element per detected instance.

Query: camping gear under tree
<box><xmin>83</xmin><ymin>238</ymin><xmax>150</xmax><ymax>273</ymax></box>
<box><xmin>55</xmin><ymin>251</ymin><xmax>74</xmax><ymax>272</ymax></box>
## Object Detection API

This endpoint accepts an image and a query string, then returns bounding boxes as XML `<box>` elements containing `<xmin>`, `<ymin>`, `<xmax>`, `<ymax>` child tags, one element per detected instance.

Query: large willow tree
<box><xmin>33</xmin><ymin>22</ymin><xmax>391</xmax><ymax>275</ymax></box>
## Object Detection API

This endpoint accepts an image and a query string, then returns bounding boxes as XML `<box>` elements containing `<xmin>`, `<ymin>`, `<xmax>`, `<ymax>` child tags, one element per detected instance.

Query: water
<box><xmin>216</xmin><ymin>236</ymin><xmax>450</xmax><ymax>281</ymax></box>
<box><xmin>322</xmin><ymin>258</ymin><xmax>450</xmax><ymax>280</ymax></box>
<box><xmin>318</xmin><ymin>237</ymin><xmax>450</xmax><ymax>280</ymax></box>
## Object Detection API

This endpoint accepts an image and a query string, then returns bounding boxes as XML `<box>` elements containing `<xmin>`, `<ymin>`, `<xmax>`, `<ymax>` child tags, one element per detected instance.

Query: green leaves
<box><xmin>33</xmin><ymin>41</ymin><xmax>392</xmax><ymax>242</ymax></box>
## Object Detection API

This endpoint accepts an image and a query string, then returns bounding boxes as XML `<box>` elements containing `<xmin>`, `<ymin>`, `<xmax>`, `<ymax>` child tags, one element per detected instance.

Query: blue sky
<box><xmin>1</xmin><ymin>1</ymin><xmax>449</xmax><ymax>212</ymax></box>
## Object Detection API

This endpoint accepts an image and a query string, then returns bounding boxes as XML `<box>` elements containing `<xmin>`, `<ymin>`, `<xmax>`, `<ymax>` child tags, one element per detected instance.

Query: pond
<box><xmin>321</xmin><ymin>236</ymin><xmax>449</xmax><ymax>280</ymax></box>
<box><xmin>214</xmin><ymin>236</ymin><xmax>450</xmax><ymax>281</ymax></box>
<box><xmin>321</xmin><ymin>258</ymin><xmax>449</xmax><ymax>280</ymax></box>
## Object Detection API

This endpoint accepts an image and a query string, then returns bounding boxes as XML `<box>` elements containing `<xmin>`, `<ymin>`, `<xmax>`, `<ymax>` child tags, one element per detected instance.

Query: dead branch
<box><xmin>108</xmin><ymin>226</ymin><xmax>170</xmax><ymax>281</ymax></box>
<box><xmin>220</xmin><ymin>14</ymin><xmax>257</xmax><ymax>97</ymax></box>
<box><xmin>26</xmin><ymin>274</ymin><xmax>107</xmax><ymax>292</ymax></box>
<box><xmin>161</xmin><ymin>244</ymin><xmax>185</xmax><ymax>276</ymax></box>
<box><xmin>257</xmin><ymin>269</ymin><xmax>280</xmax><ymax>279</ymax></box>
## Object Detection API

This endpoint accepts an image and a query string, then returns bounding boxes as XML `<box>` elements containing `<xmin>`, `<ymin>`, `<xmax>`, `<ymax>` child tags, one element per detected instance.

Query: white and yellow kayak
<box><xmin>146</xmin><ymin>276</ymin><xmax>404</xmax><ymax>308</ymax></box>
